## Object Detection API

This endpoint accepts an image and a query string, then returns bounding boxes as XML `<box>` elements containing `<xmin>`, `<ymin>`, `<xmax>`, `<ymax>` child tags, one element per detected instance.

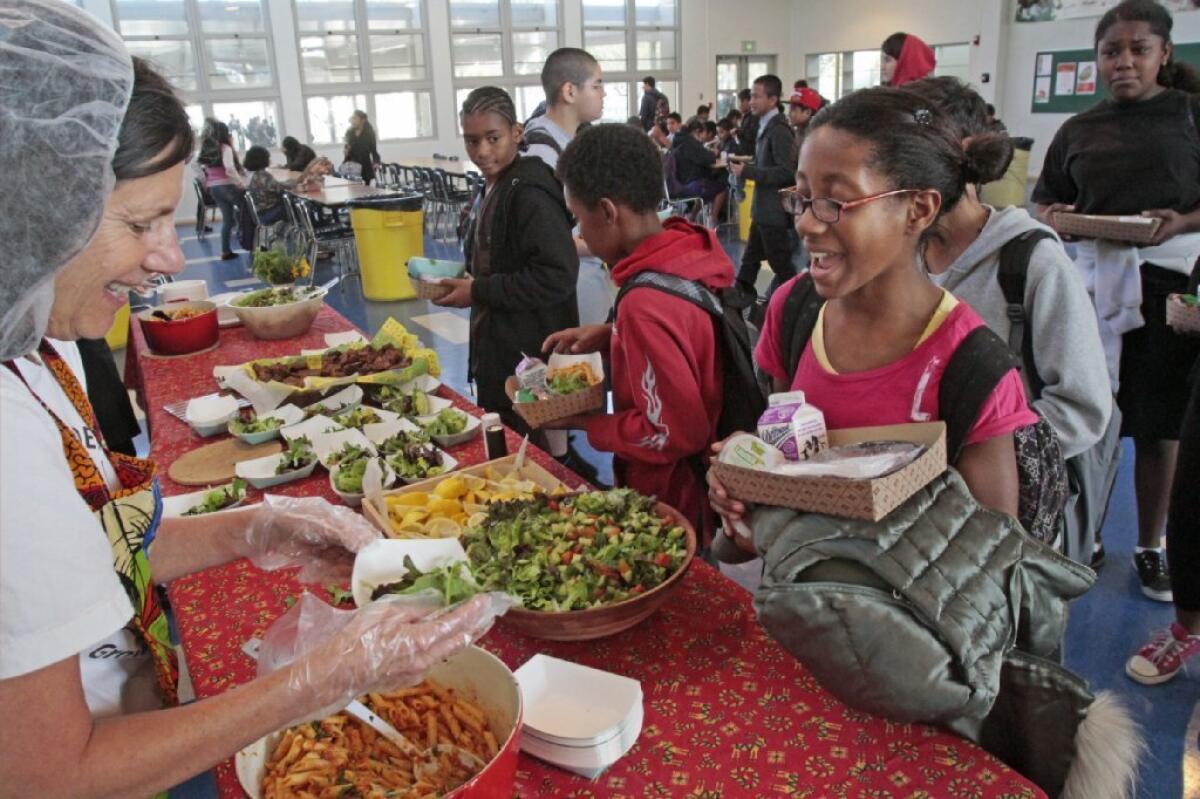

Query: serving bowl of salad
<box><xmin>229</xmin><ymin>286</ymin><xmax>327</xmax><ymax>340</ymax></box>
<box><xmin>462</xmin><ymin>489</ymin><xmax>696</xmax><ymax>641</ymax></box>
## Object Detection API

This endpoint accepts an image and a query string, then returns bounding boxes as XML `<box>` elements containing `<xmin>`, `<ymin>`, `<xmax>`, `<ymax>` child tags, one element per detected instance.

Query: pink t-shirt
<box><xmin>756</xmin><ymin>276</ymin><xmax>1038</xmax><ymax>449</ymax></box>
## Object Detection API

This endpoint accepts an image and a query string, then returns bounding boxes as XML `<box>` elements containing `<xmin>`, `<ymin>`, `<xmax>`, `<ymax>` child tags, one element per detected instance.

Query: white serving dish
<box><xmin>280</xmin><ymin>414</ymin><xmax>344</xmax><ymax>443</ymax></box>
<box><xmin>185</xmin><ymin>394</ymin><xmax>239</xmax><ymax>437</ymax></box>
<box><xmin>160</xmin><ymin>279</ymin><xmax>209</xmax><ymax>304</ymax></box>
<box><xmin>227</xmin><ymin>404</ymin><xmax>304</xmax><ymax>445</ymax></box>
<box><xmin>415</xmin><ymin>410</ymin><xmax>481</xmax><ymax>448</ymax></box>
<box><xmin>514</xmin><ymin>655</ymin><xmax>642</xmax><ymax>746</ymax></box>
<box><xmin>332</xmin><ymin>405</ymin><xmax>401</xmax><ymax>430</ymax></box>
<box><xmin>330</xmin><ymin>457</ymin><xmax>395</xmax><ymax>507</ymax></box>
<box><xmin>519</xmin><ymin>701</ymin><xmax>643</xmax><ymax>778</ymax></box>
<box><xmin>234</xmin><ymin>452</ymin><xmax>318</xmax><ymax>489</ymax></box>
<box><xmin>207</xmin><ymin>291</ymin><xmax>245</xmax><ymax>327</ymax></box>
<box><xmin>362</xmin><ymin>416</ymin><xmax>422</xmax><ymax>446</ymax></box>
<box><xmin>350</xmin><ymin>538</ymin><xmax>473</xmax><ymax>607</ymax></box>
<box><xmin>312</xmin><ymin>428</ymin><xmax>377</xmax><ymax>469</ymax></box>
<box><xmin>161</xmin><ymin>483</ymin><xmax>247</xmax><ymax>518</ymax></box>
<box><xmin>394</xmin><ymin>449</ymin><xmax>458</xmax><ymax>485</ymax></box>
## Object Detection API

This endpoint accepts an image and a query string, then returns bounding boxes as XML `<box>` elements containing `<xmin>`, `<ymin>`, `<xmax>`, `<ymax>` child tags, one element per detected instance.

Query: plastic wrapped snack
<box><xmin>773</xmin><ymin>441</ymin><xmax>926</xmax><ymax>480</ymax></box>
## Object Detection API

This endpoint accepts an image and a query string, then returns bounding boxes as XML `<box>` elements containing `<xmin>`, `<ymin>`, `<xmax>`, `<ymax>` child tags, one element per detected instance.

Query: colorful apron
<box><xmin>4</xmin><ymin>341</ymin><xmax>178</xmax><ymax>707</ymax></box>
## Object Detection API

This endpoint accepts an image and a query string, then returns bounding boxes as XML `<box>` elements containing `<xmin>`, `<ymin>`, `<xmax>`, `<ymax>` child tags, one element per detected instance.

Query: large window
<box><xmin>295</xmin><ymin>0</ymin><xmax>434</xmax><ymax>142</ymax></box>
<box><xmin>805</xmin><ymin>42</ymin><xmax>971</xmax><ymax>101</ymax></box>
<box><xmin>112</xmin><ymin>0</ymin><xmax>281</xmax><ymax>145</ymax></box>
<box><xmin>582</xmin><ymin>0</ymin><xmax>679</xmax><ymax>121</ymax></box>
<box><xmin>449</xmin><ymin>0</ymin><xmax>560</xmax><ymax>127</ymax></box>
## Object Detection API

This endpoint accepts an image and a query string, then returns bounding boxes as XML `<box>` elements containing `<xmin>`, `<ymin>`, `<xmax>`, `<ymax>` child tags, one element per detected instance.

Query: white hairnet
<box><xmin>0</xmin><ymin>0</ymin><xmax>133</xmax><ymax>360</ymax></box>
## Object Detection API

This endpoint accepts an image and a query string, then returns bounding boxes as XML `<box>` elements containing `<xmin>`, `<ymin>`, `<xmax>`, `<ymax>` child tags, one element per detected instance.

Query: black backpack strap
<box><xmin>939</xmin><ymin>325</ymin><xmax>1022</xmax><ymax>463</ymax></box>
<box><xmin>615</xmin><ymin>271</ymin><xmax>723</xmax><ymax>318</ymax></box>
<box><xmin>522</xmin><ymin>129</ymin><xmax>564</xmax><ymax>157</ymax></box>
<box><xmin>995</xmin><ymin>229</ymin><xmax>1055</xmax><ymax>400</ymax></box>
<box><xmin>778</xmin><ymin>273</ymin><xmax>824</xmax><ymax>384</ymax></box>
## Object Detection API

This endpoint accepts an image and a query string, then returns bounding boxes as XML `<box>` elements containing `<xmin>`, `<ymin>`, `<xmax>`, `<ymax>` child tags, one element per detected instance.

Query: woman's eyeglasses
<box><xmin>778</xmin><ymin>187</ymin><xmax>919</xmax><ymax>223</ymax></box>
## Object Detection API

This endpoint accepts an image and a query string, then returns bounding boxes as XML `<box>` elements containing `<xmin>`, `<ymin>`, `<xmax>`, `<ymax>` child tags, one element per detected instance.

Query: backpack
<box><xmin>614</xmin><ymin>271</ymin><xmax>767</xmax><ymax>475</ymax></box>
<box><xmin>521</xmin><ymin>129</ymin><xmax>563</xmax><ymax>158</ymax></box>
<box><xmin>996</xmin><ymin>230</ymin><xmax>1122</xmax><ymax>563</ymax></box>
<box><xmin>777</xmin><ymin>273</ymin><xmax>1067</xmax><ymax>542</ymax></box>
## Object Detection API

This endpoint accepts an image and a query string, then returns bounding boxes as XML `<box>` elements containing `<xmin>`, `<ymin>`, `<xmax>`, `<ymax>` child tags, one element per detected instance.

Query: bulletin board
<box><xmin>1030</xmin><ymin>43</ymin><xmax>1200</xmax><ymax>114</ymax></box>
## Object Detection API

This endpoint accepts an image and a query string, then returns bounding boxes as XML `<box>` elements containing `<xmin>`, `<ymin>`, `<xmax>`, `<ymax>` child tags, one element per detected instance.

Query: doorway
<box><xmin>716</xmin><ymin>55</ymin><xmax>776</xmax><ymax>118</ymax></box>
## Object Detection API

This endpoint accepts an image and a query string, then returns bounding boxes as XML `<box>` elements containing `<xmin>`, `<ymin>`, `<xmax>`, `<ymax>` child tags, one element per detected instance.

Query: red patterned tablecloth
<box><xmin>129</xmin><ymin>307</ymin><xmax>1045</xmax><ymax>799</ymax></box>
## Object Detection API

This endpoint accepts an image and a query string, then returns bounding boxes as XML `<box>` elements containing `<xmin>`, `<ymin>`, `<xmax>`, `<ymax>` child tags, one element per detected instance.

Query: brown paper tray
<box><xmin>361</xmin><ymin>454</ymin><xmax>573</xmax><ymax>537</ymax></box>
<box><xmin>1167</xmin><ymin>293</ymin><xmax>1200</xmax><ymax>336</ymax></box>
<box><xmin>711</xmin><ymin>422</ymin><xmax>947</xmax><ymax>522</ymax></box>
<box><xmin>504</xmin><ymin>376</ymin><xmax>605</xmax><ymax>428</ymax></box>
<box><xmin>1051</xmin><ymin>212</ymin><xmax>1162</xmax><ymax>245</ymax></box>
<box><xmin>413</xmin><ymin>279</ymin><xmax>452</xmax><ymax>301</ymax></box>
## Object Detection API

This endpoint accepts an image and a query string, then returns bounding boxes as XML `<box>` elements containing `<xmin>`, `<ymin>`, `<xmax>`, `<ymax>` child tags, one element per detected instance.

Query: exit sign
<box><xmin>742</xmin><ymin>40</ymin><xmax>756</xmax><ymax>53</ymax></box>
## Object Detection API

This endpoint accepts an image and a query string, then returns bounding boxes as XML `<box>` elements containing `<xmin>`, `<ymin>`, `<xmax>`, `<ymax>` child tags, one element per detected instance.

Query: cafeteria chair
<box><xmin>336</xmin><ymin>161</ymin><xmax>364</xmax><ymax>182</ymax></box>
<box><xmin>192</xmin><ymin>178</ymin><xmax>217</xmax><ymax>238</ymax></box>
<box><xmin>661</xmin><ymin>150</ymin><xmax>705</xmax><ymax>222</ymax></box>
<box><xmin>242</xmin><ymin>192</ymin><xmax>279</xmax><ymax>252</ymax></box>
<box><xmin>290</xmin><ymin>195</ymin><xmax>360</xmax><ymax>293</ymax></box>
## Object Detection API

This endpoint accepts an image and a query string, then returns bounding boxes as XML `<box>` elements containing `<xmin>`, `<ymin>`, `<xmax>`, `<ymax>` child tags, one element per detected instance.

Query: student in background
<box><xmin>671</xmin><ymin>117</ymin><xmax>728</xmax><ymax>228</ymax></box>
<box><xmin>639</xmin><ymin>76</ymin><xmax>667</xmax><ymax>131</ymax></box>
<box><xmin>244</xmin><ymin>146</ymin><xmax>332</xmax><ymax>225</ymax></box>
<box><xmin>280</xmin><ymin>136</ymin><xmax>316</xmax><ymax>172</ymax></box>
<box><xmin>730</xmin><ymin>75</ymin><xmax>798</xmax><ymax>299</ymax></box>
<box><xmin>881</xmin><ymin>32</ymin><xmax>937</xmax><ymax>87</ymax></box>
<box><xmin>787</xmin><ymin>87</ymin><xmax>822</xmax><ymax>149</ymax></box>
<box><xmin>196</xmin><ymin>118</ymin><xmax>244</xmax><ymax>261</ymax></box>
<box><xmin>544</xmin><ymin>123</ymin><xmax>735</xmax><ymax>544</ymax></box>
<box><xmin>1034</xmin><ymin>0</ymin><xmax>1200</xmax><ymax>601</ymax></box>
<box><xmin>433</xmin><ymin>88</ymin><xmax>579</xmax><ymax>448</ymax></box>
<box><xmin>696</xmin><ymin>103</ymin><xmax>713</xmax><ymax>122</ymax></box>
<box><xmin>735</xmin><ymin>88</ymin><xmax>757</xmax><ymax>156</ymax></box>
<box><xmin>703</xmin><ymin>120</ymin><xmax>719</xmax><ymax>147</ymax></box>
<box><xmin>342</xmin><ymin>110</ymin><xmax>379</xmax><ymax>184</ymax></box>
<box><xmin>716</xmin><ymin>118</ymin><xmax>738</xmax><ymax>154</ymax></box>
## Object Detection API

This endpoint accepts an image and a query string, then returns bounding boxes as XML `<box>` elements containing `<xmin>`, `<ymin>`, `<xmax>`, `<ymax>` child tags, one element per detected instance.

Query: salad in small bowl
<box><xmin>234</xmin><ymin>436</ymin><xmax>318</xmax><ymax>489</ymax></box>
<box><xmin>417</xmin><ymin>407</ymin><xmax>481</xmax><ymax>448</ymax></box>
<box><xmin>227</xmin><ymin>405</ymin><xmax>304</xmax><ymax>445</ymax></box>
<box><xmin>162</xmin><ymin>479</ymin><xmax>248</xmax><ymax>518</ymax></box>
<box><xmin>377</xmin><ymin>429</ymin><xmax>457</xmax><ymax>484</ymax></box>
<box><xmin>329</xmin><ymin>450</ymin><xmax>396</xmax><ymax>507</ymax></box>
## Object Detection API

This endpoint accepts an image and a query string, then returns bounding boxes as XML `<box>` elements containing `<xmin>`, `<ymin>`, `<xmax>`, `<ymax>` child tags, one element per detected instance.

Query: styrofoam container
<box><xmin>235</xmin><ymin>645</ymin><xmax>522</xmax><ymax>799</ymax></box>
<box><xmin>519</xmin><ymin>701</ymin><xmax>643</xmax><ymax>778</ymax></box>
<box><xmin>280</xmin><ymin>414</ymin><xmax>344</xmax><ymax>443</ymax></box>
<box><xmin>185</xmin><ymin>394</ymin><xmax>239</xmax><ymax>437</ymax></box>
<box><xmin>415</xmin><ymin>410</ymin><xmax>482</xmax><ymax>448</ymax></box>
<box><xmin>350</xmin><ymin>538</ymin><xmax>472</xmax><ymax>607</ymax></box>
<box><xmin>161</xmin><ymin>483</ymin><xmax>248</xmax><ymax>518</ymax></box>
<box><xmin>330</xmin><ymin>457</ymin><xmax>395</xmax><ymax>507</ymax></box>
<box><xmin>311</xmin><ymin>428</ymin><xmax>377</xmax><ymax>469</ymax></box>
<box><xmin>514</xmin><ymin>655</ymin><xmax>642</xmax><ymax>745</ymax></box>
<box><xmin>234</xmin><ymin>452</ymin><xmax>318</xmax><ymax>489</ymax></box>
<box><xmin>362</xmin><ymin>416</ymin><xmax>422</xmax><ymax>446</ymax></box>
<box><xmin>395</xmin><ymin>449</ymin><xmax>458</xmax><ymax>485</ymax></box>
<box><xmin>332</xmin><ymin>405</ymin><xmax>402</xmax><ymax>430</ymax></box>
<box><xmin>227</xmin><ymin>404</ymin><xmax>304</xmax><ymax>445</ymax></box>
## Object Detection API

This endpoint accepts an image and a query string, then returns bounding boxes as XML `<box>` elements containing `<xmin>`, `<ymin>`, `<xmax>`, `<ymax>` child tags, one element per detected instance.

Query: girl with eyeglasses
<box><xmin>709</xmin><ymin>87</ymin><xmax>1038</xmax><ymax>537</ymax></box>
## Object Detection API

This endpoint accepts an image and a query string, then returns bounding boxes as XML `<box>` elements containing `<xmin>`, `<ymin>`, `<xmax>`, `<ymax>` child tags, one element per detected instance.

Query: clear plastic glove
<box><xmin>258</xmin><ymin>591</ymin><xmax>512</xmax><ymax>724</ymax></box>
<box><xmin>238</xmin><ymin>495</ymin><xmax>382</xmax><ymax>583</ymax></box>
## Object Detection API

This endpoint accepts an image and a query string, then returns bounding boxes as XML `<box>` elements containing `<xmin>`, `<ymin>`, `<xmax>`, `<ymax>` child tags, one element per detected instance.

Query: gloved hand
<box><xmin>259</xmin><ymin>592</ymin><xmax>511</xmax><ymax>723</ymax></box>
<box><xmin>237</xmin><ymin>495</ymin><xmax>382</xmax><ymax>583</ymax></box>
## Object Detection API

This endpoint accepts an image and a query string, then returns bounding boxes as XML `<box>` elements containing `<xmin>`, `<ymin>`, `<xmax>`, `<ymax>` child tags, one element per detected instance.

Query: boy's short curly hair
<box><xmin>557</xmin><ymin>123</ymin><xmax>663</xmax><ymax>213</ymax></box>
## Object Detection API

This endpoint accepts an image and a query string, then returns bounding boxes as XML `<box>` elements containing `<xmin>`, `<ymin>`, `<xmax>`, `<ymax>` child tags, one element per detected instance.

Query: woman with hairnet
<box><xmin>0</xmin><ymin>3</ymin><xmax>497</xmax><ymax>795</ymax></box>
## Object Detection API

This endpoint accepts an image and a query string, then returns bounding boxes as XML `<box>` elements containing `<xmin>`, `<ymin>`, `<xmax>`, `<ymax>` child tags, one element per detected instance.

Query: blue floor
<box><xmin>163</xmin><ymin>224</ymin><xmax>1196</xmax><ymax>799</ymax></box>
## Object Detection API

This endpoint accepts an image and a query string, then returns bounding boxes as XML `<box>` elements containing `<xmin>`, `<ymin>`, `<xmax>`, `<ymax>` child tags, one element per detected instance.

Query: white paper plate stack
<box><xmin>513</xmin><ymin>655</ymin><xmax>643</xmax><ymax>779</ymax></box>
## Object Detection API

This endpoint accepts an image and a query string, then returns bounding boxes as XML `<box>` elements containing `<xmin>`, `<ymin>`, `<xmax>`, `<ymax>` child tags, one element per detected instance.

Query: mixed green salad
<box><xmin>325</xmin><ymin>441</ymin><xmax>371</xmax><ymax>469</ymax></box>
<box><xmin>421</xmin><ymin>408</ymin><xmax>469</xmax><ymax>437</ymax></box>
<box><xmin>378</xmin><ymin>430</ymin><xmax>445</xmax><ymax>481</ymax></box>
<box><xmin>1181</xmin><ymin>294</ymin><xmax>1199</xmax><ymax>306</ymax></box>
<box><xmin>370</xmin><ymin>556</ymin><xmax>479</xmax><ymax>606</ymax></box>
<box><xmin>277</xmin><ymin>436</ymin><xmax>316</xmax><ymax>474</ymax></box>
<box><xmin>229</xmin><ymin>412</ymin><xmax>285</xmax><ymax>435</ymax></box>
<box><xmin>233</xmin><ymin>286</ymin><xmax>321</xmax><ymax>308</ymax></box>
<box><xmin>374</xmin><ymin>385</ymin><xmax>433</xmax><ymax>417</ymax></box>
<box><xmin>333</xmin><ymin>455</ymin><xmax>384</xmax><ymax>495</ymax></box>
<box><xmin>333</xmin><ymin>407</ymin><xmax>382</xmax><ymax>430</ymax></box>
<box><xmin>548</xmin><ymin>371</ymin><xmax>589</xmax><ymax>395</ymax></box>
<box><xmin>462</xmin><ymin>489</ymin><xmax>688</xmax><ymax>611</ymax></box>
<box><xmin>182</xmin><ymin>479</ymin><xmax>246</xmax><ymax>516</ymax></box>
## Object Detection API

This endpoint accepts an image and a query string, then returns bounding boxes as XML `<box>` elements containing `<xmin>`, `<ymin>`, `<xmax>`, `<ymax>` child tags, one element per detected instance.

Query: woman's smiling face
<box><xmin>47</xmin><ymin>160</ymin><xmax>186</xmax><ymax>341</ymax></box>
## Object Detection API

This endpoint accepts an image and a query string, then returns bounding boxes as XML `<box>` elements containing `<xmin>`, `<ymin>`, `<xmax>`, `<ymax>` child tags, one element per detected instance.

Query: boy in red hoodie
<box><xmin>544</xmin><ymin>123</ymin><xmax>735</xmax><ymax>542</ymax></box>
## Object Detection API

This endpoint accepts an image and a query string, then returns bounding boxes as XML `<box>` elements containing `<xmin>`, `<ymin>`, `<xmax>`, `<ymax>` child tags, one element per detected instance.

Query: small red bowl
<box><xmin>138</xmin><ymin>301</ymin><xmax>219</xmax><ymax>355</ymax></box>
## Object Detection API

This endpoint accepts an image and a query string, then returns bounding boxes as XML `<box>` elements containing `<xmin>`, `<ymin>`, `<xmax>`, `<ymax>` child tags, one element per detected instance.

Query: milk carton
<box><xmin>756</xmin><ymin>391</ymin><xmax>828</xmax><ymax>461</ymax></box>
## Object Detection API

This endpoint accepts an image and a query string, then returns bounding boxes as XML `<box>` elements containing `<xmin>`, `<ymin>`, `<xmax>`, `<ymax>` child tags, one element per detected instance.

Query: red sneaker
<box><xmin>1125</xmin><ymin>623</ymin><xmax>1200</xmax><ymax>685</ymax></box>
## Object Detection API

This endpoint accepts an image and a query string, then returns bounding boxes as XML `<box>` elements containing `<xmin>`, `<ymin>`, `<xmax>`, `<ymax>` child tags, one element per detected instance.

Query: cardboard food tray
<box><xmin>1051</xmin><ymin>212</ymin><xmax>1162</xmax><ymax>245</ymax></box>
<box><xmin>504</xmin><ymin>377</ymin><xmax>605</xmax><ymax>428</ymax></box>
<box><xmin>710</xmin><ymin>422</ymin><xmax>947</xmax><ymax>522</ymax></box>
<box><xmin>413</xmin><ymin>278</ymin><xmax>453</xmax><ymax>301</ymax></box>
<box><xmin>1167</xmin><ymin>294</ymin><xmax>1200</xmax><ymax>336</ymax></box>
<box><xmin>361</xmin><ymin>454</ymin><xmax>572</xmax><ymax>537</ymax></box>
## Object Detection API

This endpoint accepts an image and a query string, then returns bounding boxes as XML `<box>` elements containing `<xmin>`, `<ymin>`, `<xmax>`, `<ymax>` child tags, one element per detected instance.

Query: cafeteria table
<box><xmin>265</xmin><ymin>168</ymin><xmax>355</xmax><ymax>189</ymax></box>
<box><xmin>399</xmin><ymin>156</ymin><xmax>478</xmax><ymax>176</ymax></box>
<box><xmin>125</xmin><ymin>306</ymin><xmax>1045</xmax><ymax>799</ymax></box>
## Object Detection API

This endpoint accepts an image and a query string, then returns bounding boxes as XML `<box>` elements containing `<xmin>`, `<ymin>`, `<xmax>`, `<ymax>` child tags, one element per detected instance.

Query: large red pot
<box><xmin>137</xmin><ymin>301</ymin><xmax>219</xmax><ymax>355</ymax></box>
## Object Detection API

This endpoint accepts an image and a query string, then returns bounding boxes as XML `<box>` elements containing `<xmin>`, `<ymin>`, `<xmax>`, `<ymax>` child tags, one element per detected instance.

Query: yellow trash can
<box><xmin>105</xmin><ymin>300</ymin><xmax>130</xmax><ymax>350</ymax></box>
<box><xmin>739</xmin><ymin>180</ymin><xmax>756</xmax><ymax>242</ymax></box>
<box><xmin>349</xmin><ymin>194</ymin><xmax>425</xmax><ymax>301</ymax></box>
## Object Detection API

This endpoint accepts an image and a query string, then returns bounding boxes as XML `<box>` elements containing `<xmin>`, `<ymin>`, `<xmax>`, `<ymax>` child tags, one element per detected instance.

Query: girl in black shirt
<box><xmin>1034</xmin><ymin>0</ymin><xmax>1200</xmax><ymax>604</ymax></box>
<box><xmin>343</xmin><ymin>110</ymin><xmax>380</xmax><ymax>184</ymax></box>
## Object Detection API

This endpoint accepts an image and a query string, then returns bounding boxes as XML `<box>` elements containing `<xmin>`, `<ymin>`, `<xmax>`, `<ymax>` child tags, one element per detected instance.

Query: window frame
<box><xmin>293</xmin><ymin>0</ymin><xmax>436</xmax><ymax>143</ymax></box>
<box><xmin>804</xmin><ymin>41</ymin><xmax>971</xmax><ymax>100</ymax></box>
<box><xmin>111</xmin><ymin>0</ymin><xmax>283</xmax><ymax>137</ymax></box>
<box><xmin>581</xmin><ymin>0</ymin><xmax>681</xmax><ymax>120</ymax></box>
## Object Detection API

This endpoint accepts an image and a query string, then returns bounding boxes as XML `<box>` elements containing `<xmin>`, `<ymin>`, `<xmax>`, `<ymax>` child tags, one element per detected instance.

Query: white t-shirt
<box><xmin>0</xmin><ymin>341</ymin><xmax>159</xmax><ymax>717</ymax></box>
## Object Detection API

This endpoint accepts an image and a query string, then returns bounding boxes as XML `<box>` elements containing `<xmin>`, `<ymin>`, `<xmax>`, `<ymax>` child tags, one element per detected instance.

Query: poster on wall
<box><xmin>1037</xmin><ymin>53</ymin><xmax>1054</xmax><ymax>76</ymax></box>
<box><xmin>1056</xmin><ymin>62</ymin><xmax>1078</xmax><ymax>96</ymax></box>
<box><xmin>1076</xmin><ymin>61</ymin><xmax>1097</xmax><ymax>94</ymax></box>
<box><xmin>1035</xmin><ymin>76</ymin><xmax>1052</xmax><ymax>103</ymax></box>
<box><xmin>1016</xmin><ymin>0</ymin><xmax>1198</xmax><ymax>23</ymax></box>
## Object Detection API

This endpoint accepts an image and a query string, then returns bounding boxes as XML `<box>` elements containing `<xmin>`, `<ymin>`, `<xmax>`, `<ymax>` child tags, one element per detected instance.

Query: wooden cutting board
<box><xmin>168</xmin><ymin>438</ymin><xmax>283</xmax><ymax>486</ymax></box>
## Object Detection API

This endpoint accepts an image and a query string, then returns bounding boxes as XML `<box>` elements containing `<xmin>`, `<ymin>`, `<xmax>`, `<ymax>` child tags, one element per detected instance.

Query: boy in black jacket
<box><xmin>730</xmin><ymin>74</ymin><xmax>798</xmax><ymax>298</ymax></box>
<box><xmin>434</xmin><ymin>87</ymin><xmax>580</xmax><ymax>433</ymax></box>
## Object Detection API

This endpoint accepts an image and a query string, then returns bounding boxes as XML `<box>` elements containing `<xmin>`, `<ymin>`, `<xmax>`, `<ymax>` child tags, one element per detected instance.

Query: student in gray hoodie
<box><xmin>907</xmin><ymin>78</ymin><xmax>1111</xmax><ymax>461</ymax></box>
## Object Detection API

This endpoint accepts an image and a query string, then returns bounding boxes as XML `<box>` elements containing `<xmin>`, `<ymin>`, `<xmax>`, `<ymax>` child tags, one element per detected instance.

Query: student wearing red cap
<box><xmin>881</xmin><ymin>32</ymin><xmax>937</xmax><ymax>87</ymax></box>
<box><xmin>788</xmin><ymin>87</ymin><xmax>823</xmax><ymax>149</ymax></box>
